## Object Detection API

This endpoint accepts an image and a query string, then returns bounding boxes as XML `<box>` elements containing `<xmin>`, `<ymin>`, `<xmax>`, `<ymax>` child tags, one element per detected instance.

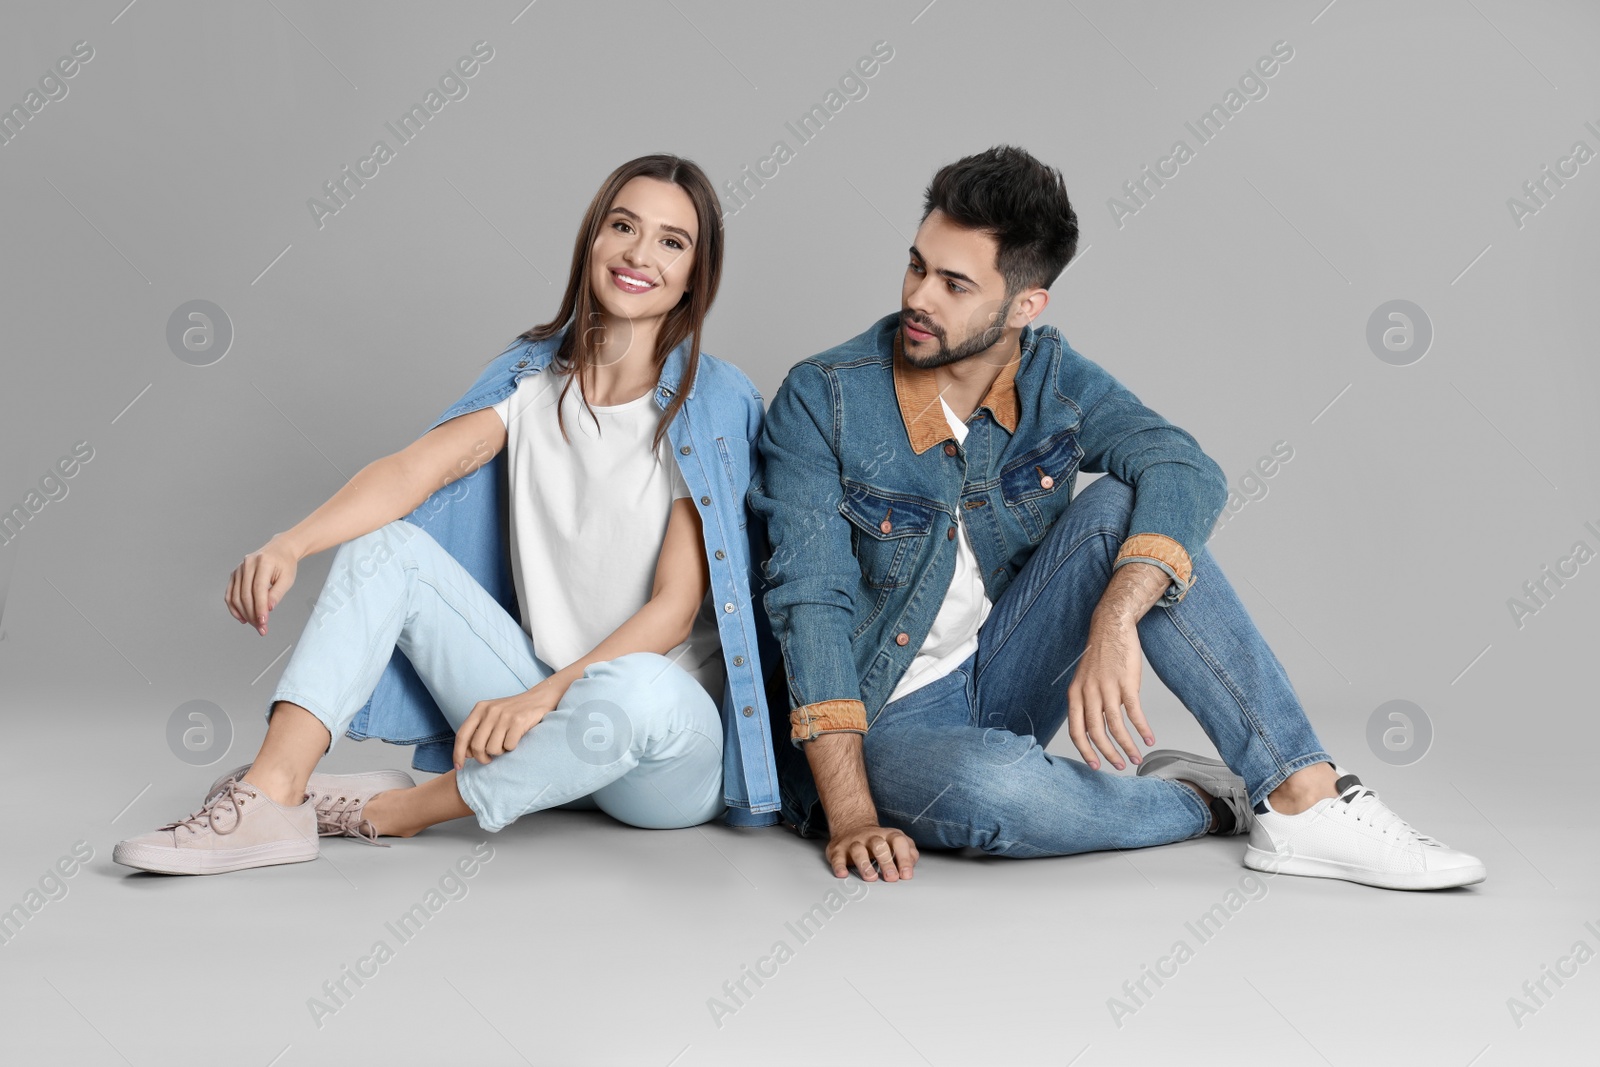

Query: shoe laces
<box><xmin>159</xmin><ymin>780</ymin><xmax>259</xmax><ymax>838</ymax></box>
<box><xmin>1336</xmin><ymin>782</ymin><xmax>1446</xmax><ymax>848</ymax></box>
<box><xmin>315</xmin><ymin>792</ymin><xmax>388</xmax><ymax>848</ymax></box>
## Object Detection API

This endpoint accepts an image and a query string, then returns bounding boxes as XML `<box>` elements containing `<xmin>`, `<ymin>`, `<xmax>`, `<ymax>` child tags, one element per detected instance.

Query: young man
<box><xmin>748</xmin><ymin>145</ymin><xmax>1484</xmax><ymax>891</ymax></box>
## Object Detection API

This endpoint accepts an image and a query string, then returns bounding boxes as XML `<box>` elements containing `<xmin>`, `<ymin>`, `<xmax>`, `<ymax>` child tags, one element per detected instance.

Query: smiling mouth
<box><xmin>610</xmin><ymin>269</ymin><xmax>657</xmax><ymax>293</ymax></box>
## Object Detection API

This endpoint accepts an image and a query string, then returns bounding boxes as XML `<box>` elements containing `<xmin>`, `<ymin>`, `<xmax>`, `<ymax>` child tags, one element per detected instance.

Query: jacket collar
<box><xmin>522</xmin><ymin>323</ymin><xmax>697</xmax><ymax>401</ymax></box>
<box><xmin>892</xmin><ymin>326</ymin><xmax>1021</xmax><ymax>455</ymax></box>
<box><xmin>657</xmin><ymin>332</ymin><xmax>697</xmax><ymax>400</ymax></box>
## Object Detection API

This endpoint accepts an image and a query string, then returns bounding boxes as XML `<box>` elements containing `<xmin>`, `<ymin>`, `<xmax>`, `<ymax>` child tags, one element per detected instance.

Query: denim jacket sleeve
<box><xmin>746</xmin><ymin>361</ymin><xmax>870</xmax><ymax>746</ymax></box>
<box><xmin>1068</xmin><ymin>349</ymin><xmax>1228</xmax><ymax>606</ymax></box>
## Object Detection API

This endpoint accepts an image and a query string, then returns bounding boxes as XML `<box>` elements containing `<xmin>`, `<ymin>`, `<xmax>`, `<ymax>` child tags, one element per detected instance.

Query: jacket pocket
<box><xmin>838</xmin><ymin>480</ymin><xmax>938</xmax><ymax>590</ymax></box>
<box><xmin>999</xmin><ymin>430</ymin><xmax>1082</xmax><ymax>541</ymax></box>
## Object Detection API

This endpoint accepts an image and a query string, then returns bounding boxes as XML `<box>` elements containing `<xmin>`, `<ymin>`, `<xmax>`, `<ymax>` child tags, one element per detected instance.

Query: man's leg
<box><xmin>975</xmin><ymin>473</ymin><xmax>1334</xmax><ymax>810</ymax></box>
<box><xmin>864</xmin><ymin>660</ymin><xmax>1212</xmax><ymax>856</ymax></box>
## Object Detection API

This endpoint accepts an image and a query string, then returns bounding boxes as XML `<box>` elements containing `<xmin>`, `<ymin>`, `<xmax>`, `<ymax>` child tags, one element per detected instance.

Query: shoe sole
<box><xmin>1242</xmin><ymin>843</ymin><xmax>1487</xmax><ymax>890</ymax></box>
<box><xmin>112</xmin><ymin>837</ymin><xmax>319</xmax><ymax>876</ymax></box>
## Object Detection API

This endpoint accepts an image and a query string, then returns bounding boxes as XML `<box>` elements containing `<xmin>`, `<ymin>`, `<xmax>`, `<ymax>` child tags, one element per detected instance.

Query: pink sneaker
<box><xmin>206</xmin><ymin>763</ymin><xmax>415</xmax><ymax>842</ymax></box>
<box><xmin>113</xmin><ymin>780</ymin><xmax>319</xmax><ymax>875</ymax></box>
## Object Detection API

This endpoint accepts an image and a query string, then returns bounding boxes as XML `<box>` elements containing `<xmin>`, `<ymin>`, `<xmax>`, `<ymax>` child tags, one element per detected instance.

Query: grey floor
<box><xmin>4</xmin><ymin>664</ymin><xmax>1594</xmax><ymax>1067</ymax></box>
<box><xmin>4</xmin><ymin>0</ymin><xmax>1599</xmax><ymax>1063</ymax></box>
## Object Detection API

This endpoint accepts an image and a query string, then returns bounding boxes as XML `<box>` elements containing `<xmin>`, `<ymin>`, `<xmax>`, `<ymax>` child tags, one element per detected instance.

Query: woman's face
<box><xmin>587</xmin><ymin>176</ymin><xmax>698</xmax><ymax>327</ymax></box>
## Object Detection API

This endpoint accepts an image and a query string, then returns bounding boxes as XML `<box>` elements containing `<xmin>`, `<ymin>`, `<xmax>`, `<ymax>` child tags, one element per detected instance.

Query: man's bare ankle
<box><xmin>1267</xmin><ymin>762</ymin><xmax>1339</xmax><ymax>815</ymax></box>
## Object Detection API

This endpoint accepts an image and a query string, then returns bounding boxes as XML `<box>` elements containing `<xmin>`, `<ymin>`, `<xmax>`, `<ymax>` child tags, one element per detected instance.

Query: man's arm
<box><xmin>1071</xmin><ymin>354</ymin><xmax>1229</xmax><ymax>608</ymax></box>
<box><xmin>1065</xmin><ymin>353</ymin><xmax>1230</xmax><ymax>768</ymax></box>
<box><xmin>746</xmin><ymin>362</ymin><xmax>919</xmax><ymax>882</ymax></box>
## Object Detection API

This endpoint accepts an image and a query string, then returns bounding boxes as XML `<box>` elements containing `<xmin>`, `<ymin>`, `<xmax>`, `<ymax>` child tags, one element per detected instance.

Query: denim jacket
<box><xmin>748</xmin><ymin>311</ymin><xmax>1228</xmax><ymax>748</ymax></box>
<box><xmin>341</xmin><ymin>328</ymin><xmax>783</xmax><ymax>826</ymax></box>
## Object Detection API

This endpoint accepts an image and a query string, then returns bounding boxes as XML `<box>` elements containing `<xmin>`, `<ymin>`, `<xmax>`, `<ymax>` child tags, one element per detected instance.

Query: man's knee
<box><xmin>867</xmin><ymin>733</ymin><xmax>1036</xmax><ymax>839</ymax></box>
<box><xmin>1070</xmin><ymin>473</ymin><xmax>1135</xmax><ymax>531</ymax></box>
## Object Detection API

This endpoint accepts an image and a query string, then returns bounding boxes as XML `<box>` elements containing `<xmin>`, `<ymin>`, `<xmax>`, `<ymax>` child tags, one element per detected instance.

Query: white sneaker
<box><xmin>1243</xmin><ymin>767</ymin><xmax>1486</xmax><ymax>890</ymax></box>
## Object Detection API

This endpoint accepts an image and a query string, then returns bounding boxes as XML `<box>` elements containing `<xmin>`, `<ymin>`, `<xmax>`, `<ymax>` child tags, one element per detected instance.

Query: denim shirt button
<box><xmin>741</xmin><ymin>706</ymin><xmax>755</xmax><ymax>717</ymax></box>
<box><xmin>715</xmin><ymin>549</ymin><xmax>726</xmax><ymax>560</ymax></box>
<box><xmin>733</xmin><ymin>655</ymin><xmax>745</xmax><ymax>666</ymax></box>
<box><xmin>680</xmin><ymin>445</ymin><xmax>691</xmax><ymax>454</ymax></box>
<box><xmin>1040</xmin><ymin>474</ymin><xmax>1055</xmax><ymax>489</ymax></box>
<box><xmin>947</xmin><ymin>526</ymin><xmax>956</xmax><ymax>540</ymax></box>
<box><xmin>514</xmin><ymin>360</ymin><xmax>528</xmax><ymax>368</ymax></box>
<box><xmin>944</xmin><ymin>443</ymin><xmax>958</xmax><ymax>457</ymax></box>
<box><xmin>700</xmin><ymin>495</ymin><xmax>712</xmax><ymax>506</ymax></box>
<box><xmin>723</xmin><ymin>602</ymin><xmax>735</xmax><ymax>613</ymax></box>
<box><xmin>895</xmin><ymin>632</ymin><xmax>909</xmax><ymax>646</ymax></box>
<box><xmin>879</xmin><ymin>519</ymin><xmax>893</xmax><ymax>534</ymax></box>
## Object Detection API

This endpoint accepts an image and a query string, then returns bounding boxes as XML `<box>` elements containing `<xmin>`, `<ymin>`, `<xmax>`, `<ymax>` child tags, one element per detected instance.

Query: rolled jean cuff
<box><xmin>789</xmin><ymin>699</ymin><xmax>868</xmax><ymax>747</ymax></box>
<box><xmin>1249</xmin><ymin>750</ymin><xmax>1336</xmax><ymax>809</ymax></box>
<box><xmin>264</xmin><ymin>689</ymin><xmax>342</xmax><ymax>754</ymax></box>
<box><xmin>1114</xmin><ymin>532</ymin><xmax>1195</xmax><ymax>605</ymax></box>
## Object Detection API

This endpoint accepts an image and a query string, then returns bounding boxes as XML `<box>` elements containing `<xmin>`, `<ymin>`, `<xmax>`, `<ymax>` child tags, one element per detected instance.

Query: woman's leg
<box><xmin>243</xmin><ymin>520</ymin><xmax>550</xmax><ymax>819</ymax></box>
<box><xmin>556</xmin><ymin>653</ymin><xmax>725</xmax><ymax>830</ymax></box>
<box><xmin>354</xmin><ymin>768</ymin><xmax>598</xmax><ymax>836</ymax></box>
<box><xmin>258</xmin><ymin>520</ymin><xmax>723</xmax><ymax>835</ymax></box>
<box><xmin>370</xmin><ymin>651</ymin><xmax>726</xmax><ymax>835</ymax></box>
<box><xmin>237</xmin><ymin>703</ymin><xmax>335</xmax><ymax>807</ymax></box>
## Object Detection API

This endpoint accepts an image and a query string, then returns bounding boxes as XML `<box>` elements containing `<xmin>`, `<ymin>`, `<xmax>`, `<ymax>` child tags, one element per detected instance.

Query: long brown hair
<box><xmin>514</xmin><ymin>154</ymin><xmax>724</xmax><ymax>452</ymax></box>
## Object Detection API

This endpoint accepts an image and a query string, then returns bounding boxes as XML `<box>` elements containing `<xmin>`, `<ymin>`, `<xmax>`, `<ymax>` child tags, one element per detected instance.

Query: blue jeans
<box><xmin>777</xmin><ymin>473</ymin><xmax>1332</xmax><ymax>856</ymax></box>
<box><xmin>265</xmin><ymin>520</ymin><xmax>726</xmax><ymax>832</ymax></box>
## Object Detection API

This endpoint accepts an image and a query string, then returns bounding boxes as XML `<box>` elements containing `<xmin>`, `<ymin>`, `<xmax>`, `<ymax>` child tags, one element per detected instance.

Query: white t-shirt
<box><xmin>489</xmin><ymin>369</ymin><xmax>725</xmax><ymax>702</ymax></box>
<box><xmin>885</xmin><ymin>396</ymin><xmax>995</xmax><ymax>704</ymax></box>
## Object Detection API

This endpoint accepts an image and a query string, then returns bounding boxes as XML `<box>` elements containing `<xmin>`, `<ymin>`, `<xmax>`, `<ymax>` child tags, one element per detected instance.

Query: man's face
<box><xmin>899</xmin><ymin>208</ymin><xmax>1015</xmax><ymax>369</ymax></box>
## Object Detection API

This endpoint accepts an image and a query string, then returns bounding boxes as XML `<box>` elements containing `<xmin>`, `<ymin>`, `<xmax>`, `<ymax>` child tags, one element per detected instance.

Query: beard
<box><xmin>900</xmin><ymin>299</ymin><xmax>1014</xmax><ymax>370</ymax></box>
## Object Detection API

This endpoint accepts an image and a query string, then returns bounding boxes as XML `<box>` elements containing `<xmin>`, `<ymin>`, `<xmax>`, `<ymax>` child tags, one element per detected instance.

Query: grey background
<box><xmin>2</xmin><ymin>1</ymin><xmax>1597</xmax><ymax>1064</ymax></box>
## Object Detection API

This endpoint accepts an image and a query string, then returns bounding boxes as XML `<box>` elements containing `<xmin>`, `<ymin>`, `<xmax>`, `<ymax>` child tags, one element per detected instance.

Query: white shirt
<box><xmin>885</xmin><ymin>396</ymin><xmax>995</xmax><ymax>704</ymax></box>
<box><xmin>490</xmin><ymin>369</ymin><xmax>725</xmax><ymax>701</ymax></box>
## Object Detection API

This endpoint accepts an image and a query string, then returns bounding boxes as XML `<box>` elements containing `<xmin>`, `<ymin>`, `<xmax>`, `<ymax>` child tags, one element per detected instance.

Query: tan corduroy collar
<box><xmin>891</xmin><ymin>327</ymin><xmax>1021</xmax><ymax>454</ymax></box>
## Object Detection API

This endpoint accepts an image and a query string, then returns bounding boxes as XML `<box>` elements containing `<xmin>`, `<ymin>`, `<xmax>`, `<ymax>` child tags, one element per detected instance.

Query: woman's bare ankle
<box><xmin>240</xmin><ymin>764</ymin><xmax>311</xmax><ymax>808</ymax></box>
<box><xmin>361</xmin><ymin>790</ymin><xmax>420</xmax><ymax>838</ymax></box>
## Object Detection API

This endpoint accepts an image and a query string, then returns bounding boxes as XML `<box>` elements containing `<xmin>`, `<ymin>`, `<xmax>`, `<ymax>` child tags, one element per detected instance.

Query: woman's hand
<box><xmin>226</xmin><ymin>537</ymin><xmax>300</xmax><ymax>636</ymax></box>
<box><xmin>453</xmin><ymin>677</ymin><xmax>570</xmax><ymax>769</ymax></box>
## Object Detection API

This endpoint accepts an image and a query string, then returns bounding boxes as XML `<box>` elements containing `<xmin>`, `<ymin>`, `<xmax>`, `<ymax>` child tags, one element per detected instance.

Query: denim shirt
<box><xmin>748</xmin><ymin>311</ymin><xmax>1229</xmax><ymax>747</ymax></box>
<box><xmin>341</xmin><ymin>328</ymin><xmax>783</xmax><ymax>826</ymax></box>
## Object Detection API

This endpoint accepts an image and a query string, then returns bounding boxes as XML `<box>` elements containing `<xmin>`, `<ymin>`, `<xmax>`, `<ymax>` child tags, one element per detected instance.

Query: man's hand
<box><xmin>826</xmin><ymin>823</ymin><xmax>919</xmax><ymax>882</ymax></box>
<box><xmin>802</xmin><ymin>732</ymin><xmax>920</xmax><ymax>882</ymax></box>
<box><xmin>1067</xmin><ymin>613</ymin><xmax>1155</xmax><ymax>770</ymax></box>
<box><xmin>453</xmin><ymin>679</ymin><xmax>567</xmax><ymax>769</ymax></box>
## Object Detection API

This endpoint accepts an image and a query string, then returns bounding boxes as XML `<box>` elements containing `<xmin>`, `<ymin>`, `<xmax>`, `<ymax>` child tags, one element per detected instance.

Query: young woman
<box><xmin>114</xmin><ymin>154</ymin><xmax>783</xmax><ymax>875</ymax></box>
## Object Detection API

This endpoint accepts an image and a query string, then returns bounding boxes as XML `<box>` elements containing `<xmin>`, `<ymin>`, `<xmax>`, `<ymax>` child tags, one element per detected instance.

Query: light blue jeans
<box><xmin>264</xmin><ymin>520</ymin><xmax>726</xmax><ymax>832</ymax></box>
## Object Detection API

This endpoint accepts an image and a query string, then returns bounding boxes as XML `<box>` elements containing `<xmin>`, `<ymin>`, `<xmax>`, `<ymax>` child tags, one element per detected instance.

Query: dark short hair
<box><xmin>921</xmin><ymin>145</ymin><xmax>1079</xmax><ymax>295</ymax></box>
